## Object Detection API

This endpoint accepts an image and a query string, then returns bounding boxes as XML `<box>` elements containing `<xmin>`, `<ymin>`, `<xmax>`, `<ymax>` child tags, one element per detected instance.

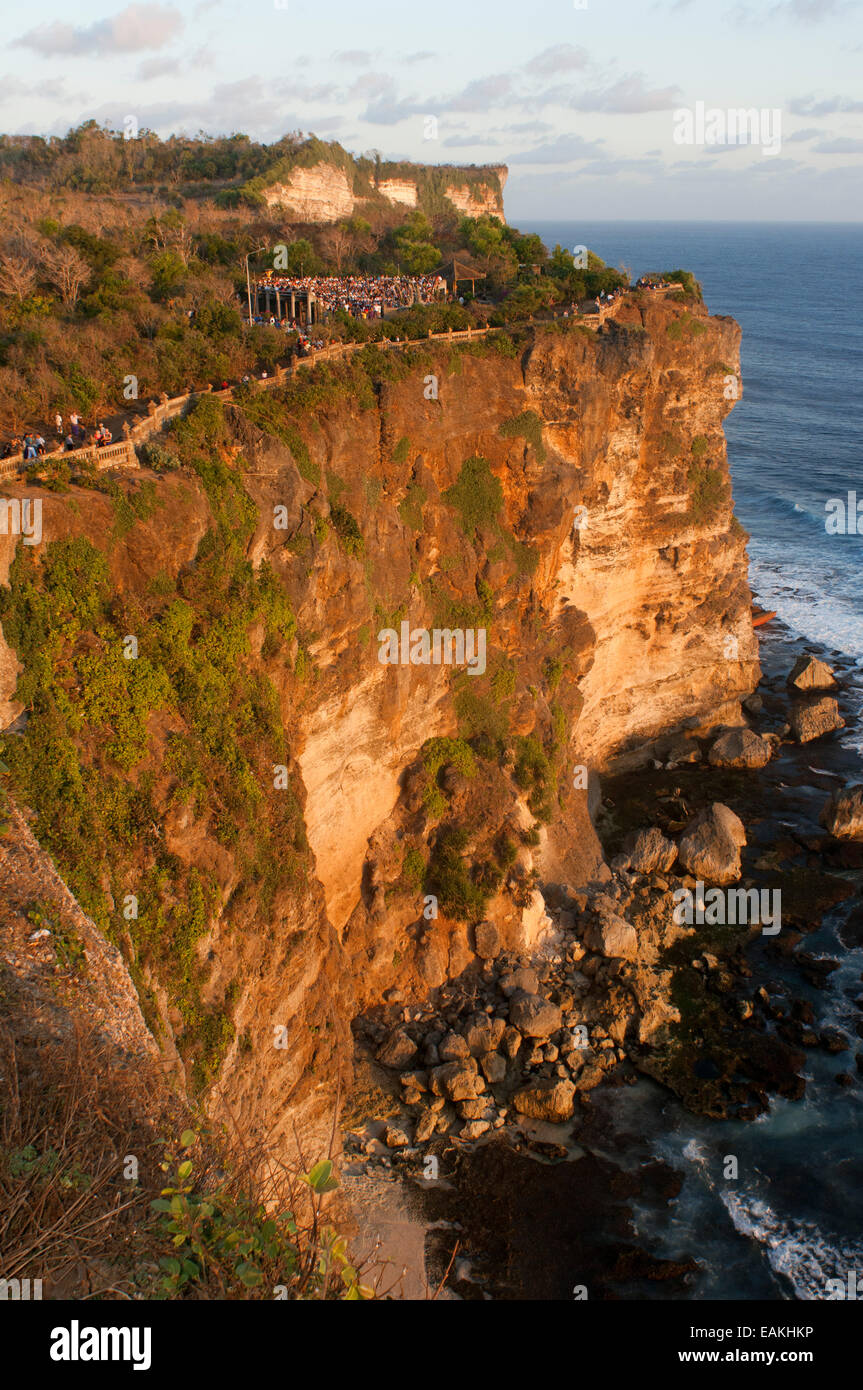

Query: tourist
<box><xmin>55</xmin><ymin>411</ymin><xmax>63</xmax><ymax>437</ymax></box>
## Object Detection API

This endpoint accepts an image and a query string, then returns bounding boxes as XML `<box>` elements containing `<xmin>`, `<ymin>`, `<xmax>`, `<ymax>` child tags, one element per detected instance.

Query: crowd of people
<box><xmin>1</xmin><ymin>410</ymin><xmax>113</xmax><ymax>463</ymax></box>
<box><xmin>255</xmin><ymin>272</ymin><xmax>446</xmax><ymax>324</ymax></box>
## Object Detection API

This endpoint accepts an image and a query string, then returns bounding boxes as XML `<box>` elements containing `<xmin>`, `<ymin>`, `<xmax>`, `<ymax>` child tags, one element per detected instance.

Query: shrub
<box><xmin>330</xmin><ymin>503</ymin><xmax>364</xmax><ymax>558</ymax></box>
<box><xmin>426</xmin><ymin>824</ymin><xmax>487</xmax><ymax>922</ymax></box>
<box><xmin>499</xmin><ymin>410</ymin><xmax>546</xmax><ymax>463</ymax></box>
<box><xmin>442</xmin><ymin>456</ymin><xmax>502</xmax><ymax>536</ymax></box>
<box><xmin>687</xmin><ymin>460</ymin><xmax>726</xmax><ymax>522</ymax></box>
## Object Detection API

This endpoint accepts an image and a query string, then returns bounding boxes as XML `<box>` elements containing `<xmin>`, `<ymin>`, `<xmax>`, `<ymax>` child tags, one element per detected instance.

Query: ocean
<box><xmin>518</xmin><ymin>221</ymin><xmax>863</xmax><ymax>1300</ymax></box>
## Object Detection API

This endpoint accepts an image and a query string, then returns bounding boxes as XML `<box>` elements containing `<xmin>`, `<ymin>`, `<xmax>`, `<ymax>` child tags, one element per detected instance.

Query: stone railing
<box><xmin>0</xmin><ymin>438</ymin><xmax>137</xmax><ymax>483</ymax></box>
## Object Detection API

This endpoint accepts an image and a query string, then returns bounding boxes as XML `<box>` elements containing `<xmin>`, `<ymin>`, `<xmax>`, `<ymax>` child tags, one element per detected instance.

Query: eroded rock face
<box><xmin>0</xmin><ymin>298</ymin><xmax>756</xmax><ymax>1158</ymax></box>
<box><xmin>677</xmin><ymin>803</ymin><xmax>746</xmax><ymax>884</ymax></box>
<box><xmin>259</xmin><ymin>162</ymin><xmax>506</xmax><ymax>224</ymax></box>
<box><xmin>821</xmin><ymin>784</ymin><xmax>863</xmax><ymax>840</ymax></box>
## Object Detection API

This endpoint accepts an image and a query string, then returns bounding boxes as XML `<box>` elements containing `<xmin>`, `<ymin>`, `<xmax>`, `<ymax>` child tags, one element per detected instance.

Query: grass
<box><xmin>398</xmin><ymin>482</ymin><xmax>426</xmax><ymax>533</ymax></box>
<box><xmin>0</xmin><ymin>1024</ymin><xmax>376</xmax><ymax>1300</ymax></box>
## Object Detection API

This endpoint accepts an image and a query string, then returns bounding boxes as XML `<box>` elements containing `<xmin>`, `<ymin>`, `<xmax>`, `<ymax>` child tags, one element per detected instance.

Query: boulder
<box><xmin>622</xmin><ymin>826</ymin><xmax>678</xmax><ymax>874</ymax></box>
<box><xmin>429</xmin><ymin>1061</ymin><xmax>481</xmax><ymax>1102</ymax></box>
<box><xmin>789</xmin><ymin>697</ymin><xmax>844</xmax><ymax>744</ymax></box>
<box><xmin>677</xmin><ymin>803</ymin><xmax>746</xmax><ymax>885</ymax></box>
<box><xmin>512</xmin><ymin>1077</ymin><xmax>576</xmax><ymax>1123</ymax></box>
<box><xmin>584</xmin><ymin>898</ymin><xmax>638</xmax><ymax>961</ymax></box>
<box><xmin>376</xmin><ymin>1028</ymin><xmax>417</xmax><ymax>1069</ymax></box>
<box><xmin>473</xmin><ymin>920</ymin><xmax>500</xmax><ymax>960</ymax></box>
<box><xmin>463</xmin><ymin>1016</ymin><xmax>506</xmax><ymax>1056</ymax></box>
<box><xmin>438</xmin><ymin>1030</ymin><xmax>470</xmax><ymax>1062</ymax></box>
<box><xmin>708</xmin><ymin>727</ymin><xmax>772</xmax><ymax>770</ymax></box>
<box><xmin>508</xmin><ymin>991</ymin><xmax>562</xmax><ymax>1038</ymax></box>
<box><xmin>821</xmin><ymin>784</ymin><xmax>863</xmax><ymax>841</ymax></box>
<box><xmin>787</xmin><ymin>655</ymin><xmax>836</xmax><ymax>692</ymax></box>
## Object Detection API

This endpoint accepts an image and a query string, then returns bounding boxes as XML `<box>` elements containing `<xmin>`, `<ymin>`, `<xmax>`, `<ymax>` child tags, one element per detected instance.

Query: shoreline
<box><xmin>340</xmin><ymin>608</ymin><xmax>863</xmax><ymax>1299</ymax></box>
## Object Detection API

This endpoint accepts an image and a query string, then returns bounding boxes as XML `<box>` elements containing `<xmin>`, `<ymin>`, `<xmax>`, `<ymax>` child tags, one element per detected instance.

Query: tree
<box><xmin>392</xmin><ymin>212</ymin><xmax>440</xmax><ymax>276</ymax></box>
<box><xmin>42</xmin><ymin>244</ymin><xmax>90</xmax><ymax>307</ymax></box>
<box><xmin>0</xmin><ymin>251</ymin><xmax>37</xmax><ymax>301</ymax></box>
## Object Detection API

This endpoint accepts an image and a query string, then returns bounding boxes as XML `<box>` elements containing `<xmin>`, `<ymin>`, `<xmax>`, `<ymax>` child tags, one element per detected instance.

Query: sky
<box><xmin>1</xmin><ymin>0</ymin><xmax>862</xmax><ymax>220</ymax></box>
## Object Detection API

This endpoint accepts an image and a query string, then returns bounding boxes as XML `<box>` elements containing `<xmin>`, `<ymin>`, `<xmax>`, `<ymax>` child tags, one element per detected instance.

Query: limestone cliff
<box><xmin>0</xmin><ymin>292</ymin><xmax>755</xmax><ymax>1151</ymax></box>
<box><xmin>260</xmin><ymin>159</ymin><xmax>507</xmax><ymax>223</ymax></box>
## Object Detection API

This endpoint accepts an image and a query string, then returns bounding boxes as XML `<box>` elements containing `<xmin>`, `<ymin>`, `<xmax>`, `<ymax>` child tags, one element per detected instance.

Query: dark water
<box><xmin>515</xmin><ymin>221</ymin><xmax>863</xmax><ymax>1299</ymax></box>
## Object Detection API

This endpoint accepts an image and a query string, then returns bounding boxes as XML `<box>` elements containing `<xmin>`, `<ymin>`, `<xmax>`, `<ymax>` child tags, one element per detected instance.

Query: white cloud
<box><xmin>15</xmin><ymin>4</ymin><xmax>184</xmax><ymax>57</ymax></box>
<box><xmin>508</xmin><ymin>133</ymin><xmax>605</xmax><ymax>164</ymax></box>
<box><xmin>814</xmin><ymin>136</ymin><xmax>863</xmax><ymax>153</ymax></box>
<box><xmin>570</xmin><ymin>74</ymin><xmax>681</xmax><ymax>113</ymax></box>
<box><xmin>523</xmin><ymin>45</ymin><xmax>590</xmax><ymax>76</ymax></box>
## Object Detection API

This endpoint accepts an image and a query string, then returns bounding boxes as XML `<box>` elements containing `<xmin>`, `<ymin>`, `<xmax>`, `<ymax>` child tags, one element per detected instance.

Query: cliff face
<box><xmin>443</xmin><ymin>169</ymin><xmax>508</xmax><ymax>219</ymax></box>
<box><xmin>0</xmin><ymin>293</ymin><xmax>755</xmax><ymax>1150</ymax></box>
<box><xmin>261</xmin><ymin>160</ymin><xmax>507</xmax><ymax>223</ymax></box>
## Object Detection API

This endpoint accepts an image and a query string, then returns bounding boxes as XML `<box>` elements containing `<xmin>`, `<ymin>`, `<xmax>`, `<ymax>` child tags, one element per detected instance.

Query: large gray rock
<box><xmin>376</xmin><ymin>1028</ymin><xmax>417</xmax><ymax>1069</ymax></box>
<box><xmin>708</xmin><ymin>727</ymin><xmax>772</xmax><ymax>770</ymax></box>
<box><xmin>787</xmin><ymin>655</ymin><xmax>836</xmax><ymax>692</ymax></box>
<box><xmin>821</xmin><ymin>784</ymin><xmax>863</xmax><ymax>841</ymax></box>
<box><xmin>508</xmin><ymin>991</ymin><xmax>562</xmax><ymax>1038</ymax></box>
<box><xmin>622</xmin><ymin>826</ymin><xmax>677</xmax><ymax>874</ymax></box>
<box><xmin>677</xmin><ymin>803</ymin><xmax>746</xmax><ymax>885</ymax></box>
<box><xmin>789</xmin><ymin>697</ymin><xmax>844</xmax><ymax>744</ymax></box>
<box><xmin>584</xmin><ymin>896</ymin><xmax>638</xmax><ymax>960</ymax></box>
<box><xmin>512</xmin><ymin>1077</ymin><xmax>576</xmax><ymax>1123</ymax></box>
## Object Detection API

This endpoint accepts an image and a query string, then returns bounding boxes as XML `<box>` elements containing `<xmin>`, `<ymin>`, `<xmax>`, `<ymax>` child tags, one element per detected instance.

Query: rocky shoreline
<box><xmin>340</xmin><ymin>614</ymin><xmax>863</xmax><ymax>1299</ymax></box>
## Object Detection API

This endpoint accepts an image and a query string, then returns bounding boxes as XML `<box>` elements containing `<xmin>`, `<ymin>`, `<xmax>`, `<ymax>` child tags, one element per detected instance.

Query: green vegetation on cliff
<box><xmin>0</xmin><ymin>399</ymin><xmax>310</xmax><ymax>1090</ymax></box>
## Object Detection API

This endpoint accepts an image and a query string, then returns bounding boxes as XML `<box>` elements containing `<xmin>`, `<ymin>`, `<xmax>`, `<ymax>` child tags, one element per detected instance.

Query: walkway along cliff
<box><xmin>0</xmin><ymin>288</ymin><xmax>757</xmax><ymax>1158</ymax></box>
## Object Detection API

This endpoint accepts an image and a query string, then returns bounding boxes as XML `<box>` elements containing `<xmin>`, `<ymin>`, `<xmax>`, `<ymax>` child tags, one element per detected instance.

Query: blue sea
<box><xmin>520</xmin><ymin>221</ymin><xmax>863</xmax><ymax>1301</ymax></box>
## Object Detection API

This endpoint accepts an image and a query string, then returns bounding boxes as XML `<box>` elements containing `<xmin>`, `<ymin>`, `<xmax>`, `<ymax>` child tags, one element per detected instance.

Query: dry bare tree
<box><xmin>0</xmin><ymin>252</ymin><xmax>37</xmax><ymax>302</ymax></box>
<box><xmin>41</xmin><ymin>244</ymin><xmax>90</xmax><ymax>308</ymax></box>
